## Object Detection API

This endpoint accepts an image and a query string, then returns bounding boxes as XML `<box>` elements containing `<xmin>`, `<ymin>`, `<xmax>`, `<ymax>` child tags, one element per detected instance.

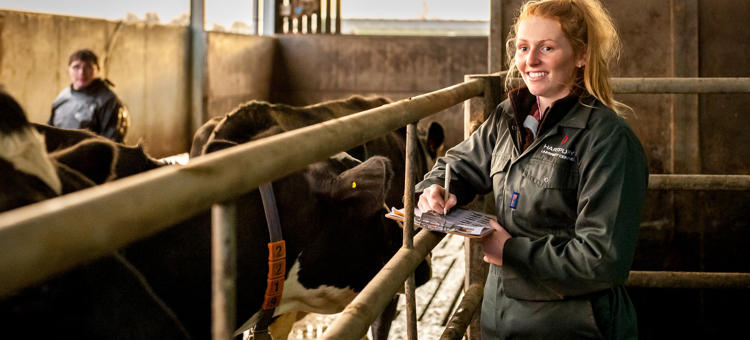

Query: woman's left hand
<box><xmin>481</xmin><ymin>219</ymin><xmax>511</xmax><ymax>266</ymax></box>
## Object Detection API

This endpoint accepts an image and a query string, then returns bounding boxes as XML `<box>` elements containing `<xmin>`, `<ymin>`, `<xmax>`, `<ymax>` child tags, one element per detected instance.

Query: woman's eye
<box><xmin>542</xmin><ymin>46</ymin><xmax>553</xmax><ymax>52</ymax></box>
<box><xmin>518</xmin><ymin>46</ymin><xmax>528</xmax><ymax>52</ymax></box>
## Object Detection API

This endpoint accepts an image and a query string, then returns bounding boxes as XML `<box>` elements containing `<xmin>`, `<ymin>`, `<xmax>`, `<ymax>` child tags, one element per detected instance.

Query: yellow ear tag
<box><xmin>352</xmin><ymin>181</ymin><xmax>357</xmax><ymax>189</ymax></box>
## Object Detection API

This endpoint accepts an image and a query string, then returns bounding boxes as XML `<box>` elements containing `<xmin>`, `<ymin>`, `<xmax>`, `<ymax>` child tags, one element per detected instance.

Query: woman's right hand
<box><xmin>417</xmin><ymin>184</ymin><xmax>457</xmax><ymax>214</ymax></box>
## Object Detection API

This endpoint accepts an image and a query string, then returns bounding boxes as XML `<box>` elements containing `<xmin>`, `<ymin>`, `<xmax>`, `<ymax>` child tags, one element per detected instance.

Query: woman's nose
<box><xmin>526</xmin><ymin>49</ymin><xmax>541</xmax><ymax>66</ymax></box>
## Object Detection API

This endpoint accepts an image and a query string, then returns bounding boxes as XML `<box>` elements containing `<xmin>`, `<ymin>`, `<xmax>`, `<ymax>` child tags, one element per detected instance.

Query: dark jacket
<box><xmin>416</xmin><ymin>88</ymin><xmax>648</xmax><ymax>339</ymax></box>
<box><xmin>49</xmin><ymin>78</ymin><xmax>129</xmax><ymax>142</ymax></box>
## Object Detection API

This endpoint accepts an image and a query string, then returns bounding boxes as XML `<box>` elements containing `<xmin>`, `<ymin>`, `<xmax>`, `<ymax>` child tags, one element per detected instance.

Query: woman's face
<box><xmin>515</xmin><ymin>16</ymin><xmax>584</xmax><ymax>104</ymax></box>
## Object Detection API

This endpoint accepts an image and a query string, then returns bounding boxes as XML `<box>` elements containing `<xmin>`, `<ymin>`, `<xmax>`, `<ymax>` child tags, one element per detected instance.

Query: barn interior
<box><xmin>1</xmin><ymin>0</ymin><xmax>749</xmax><ymax>339</ymax></box>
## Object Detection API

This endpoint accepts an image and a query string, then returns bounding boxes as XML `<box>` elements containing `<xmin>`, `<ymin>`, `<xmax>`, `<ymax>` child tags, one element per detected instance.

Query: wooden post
<box><xmin>211</xmin><ymin>202</ymin><xmax>237</xmax><ymax>340</ymax></box>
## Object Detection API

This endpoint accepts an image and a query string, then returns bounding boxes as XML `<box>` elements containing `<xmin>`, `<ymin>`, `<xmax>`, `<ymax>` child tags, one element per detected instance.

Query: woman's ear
<box><xmin>577</xmin><ymin>48</ymin><xmax>589</xmax><ymax>69</ymax></box>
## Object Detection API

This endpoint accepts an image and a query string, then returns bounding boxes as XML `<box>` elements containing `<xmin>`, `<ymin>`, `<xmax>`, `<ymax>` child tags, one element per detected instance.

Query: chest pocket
<box><xmin>522</xmin><ymin>155</ymin><xmax>579</xmax><ymax>190</ymax></box>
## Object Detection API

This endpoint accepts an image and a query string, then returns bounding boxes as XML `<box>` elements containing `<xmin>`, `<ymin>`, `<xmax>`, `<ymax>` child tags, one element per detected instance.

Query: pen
<box><xmin>444</xmin><ymin>163</ymin><xmax>451</xmax><ymax>215</ymax></box>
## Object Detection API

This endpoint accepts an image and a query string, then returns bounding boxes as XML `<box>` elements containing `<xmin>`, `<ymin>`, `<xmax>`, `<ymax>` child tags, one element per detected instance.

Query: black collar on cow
<box><xmin>245</xmin><ymin>182</ymin><xmax>286</xmax><ymax>339</ymax></box>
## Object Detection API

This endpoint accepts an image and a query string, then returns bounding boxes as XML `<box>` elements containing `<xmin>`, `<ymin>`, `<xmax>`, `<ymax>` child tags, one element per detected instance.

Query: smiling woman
<box><xmin>415</xmin><ymin>1</ymin><xmax>648</xmax><ymax>339</ymax></box>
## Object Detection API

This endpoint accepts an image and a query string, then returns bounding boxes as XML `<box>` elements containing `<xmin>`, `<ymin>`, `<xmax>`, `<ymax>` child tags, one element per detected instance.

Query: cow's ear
<box><xmin>421</xmin><ymin>121</ymin><xmax>445</xmax><ymax>160</ymax></box>
<box><xmin>327</xmin><ymin>152</ymin><xmax>362</xmax><ymax>174</ymax></box>
<box><xmin>330</xmin><ymin>156</ymin><xmax>393</xmax><ymax>214</ymax></box>
<box><xmin>203</xmin><ymin>139</ymin><xmax>238</xmax><ymax>154</ymax></box>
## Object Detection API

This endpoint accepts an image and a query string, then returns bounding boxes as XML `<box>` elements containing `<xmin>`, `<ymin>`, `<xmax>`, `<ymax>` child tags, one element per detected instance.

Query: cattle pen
<box><xmin>2</xmin><ymin>72</ymin><xmax>750</xmax><ymax>339</ymax></box>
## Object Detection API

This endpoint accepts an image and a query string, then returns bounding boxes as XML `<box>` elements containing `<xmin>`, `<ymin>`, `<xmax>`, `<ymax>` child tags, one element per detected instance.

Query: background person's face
<box><xmin>68</xmin><ymin>59</ymin><xmax>98</xmax><ymax>90</ymax></box>
<box><xmin>514</xmin><ymin>16</ymin><xmax>584</xmax><ymax>104</ymax></box>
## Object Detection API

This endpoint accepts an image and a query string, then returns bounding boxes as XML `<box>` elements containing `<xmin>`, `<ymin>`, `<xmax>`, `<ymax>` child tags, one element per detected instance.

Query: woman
<box><xmin>415</xmin><ymin>0</ymin><xmax>647</xmax><ymax>338</ymax></box>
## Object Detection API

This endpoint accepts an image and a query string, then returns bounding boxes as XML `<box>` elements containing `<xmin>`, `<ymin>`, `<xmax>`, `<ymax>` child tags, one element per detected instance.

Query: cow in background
<box><xmin>192</xmin><ymin>95</ymin><xmax>445</xmax><ymax>209</ymax></box>
<box><xmin>0</xmin><ymin>89</ymin><xmax>191</xmax><ymax>339</ymax></box>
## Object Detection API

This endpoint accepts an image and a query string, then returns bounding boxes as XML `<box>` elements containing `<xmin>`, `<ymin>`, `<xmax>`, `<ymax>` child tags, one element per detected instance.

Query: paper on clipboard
<box><xmin>386</xmin><ymin>207</ymin><xmax>495</xmax><ymax>238</ymax></box>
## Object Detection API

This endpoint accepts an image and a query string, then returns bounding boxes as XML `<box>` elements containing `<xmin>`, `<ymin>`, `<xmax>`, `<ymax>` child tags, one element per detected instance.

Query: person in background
<box><xmin>415</xmin><ymin>0</ymin><xmax>648</xmax><ymax>338</ymax></box>
<box><xmin>48</xmin><ymin>49</ymin><xmax>129</xmax><ymax>142</ymax></box>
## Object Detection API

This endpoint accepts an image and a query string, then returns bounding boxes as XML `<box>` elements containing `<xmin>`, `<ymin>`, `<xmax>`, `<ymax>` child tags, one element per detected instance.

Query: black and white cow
<box><xmin>0</xmin><ymin>89</ymin><xmax>61</xmax><ymax>211</ymax></box>
<box><xmin>189</xmin><ymin>95</ymin><xmax>443</xmax><ymax>338</ymax></box>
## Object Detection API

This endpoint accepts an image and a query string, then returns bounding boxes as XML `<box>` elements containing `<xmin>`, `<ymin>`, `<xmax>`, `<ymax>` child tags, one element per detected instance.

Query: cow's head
<box><xmin>0</xmin><ymin>89</ymin><xmax>61</xmax><ymax>212</ymax></box>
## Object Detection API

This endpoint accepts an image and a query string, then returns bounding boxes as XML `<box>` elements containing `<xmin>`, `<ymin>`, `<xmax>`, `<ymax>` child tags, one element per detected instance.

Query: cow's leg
<box><xmin>370</xmin><ymin>295</ymin><xmax>399</xmax><ymax>340</ymax></box>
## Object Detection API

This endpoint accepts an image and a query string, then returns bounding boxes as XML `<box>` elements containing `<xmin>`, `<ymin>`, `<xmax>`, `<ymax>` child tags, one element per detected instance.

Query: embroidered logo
<box><xmin>542</xmin><ymin>144</ymin><xmax>576</xmax><ymax>162</ymax></box>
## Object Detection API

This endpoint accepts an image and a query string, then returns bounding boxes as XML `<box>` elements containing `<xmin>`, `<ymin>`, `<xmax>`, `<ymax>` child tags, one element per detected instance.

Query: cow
<box><xmin>190</xmin><ymin>95</ymin><xmax>444</xmax><ymax>338</ymax></box>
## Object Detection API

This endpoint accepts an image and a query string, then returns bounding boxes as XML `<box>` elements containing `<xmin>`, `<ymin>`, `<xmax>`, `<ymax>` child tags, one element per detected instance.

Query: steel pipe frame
<box><xmin>403</xmin><ymin>123</ymin><xmax>419</xmax><ymax>340</ymax></box>
<box><xmin>438</xmin><ymin>270</ymin><xmax>750</xmax><ymax>339</ymax></box>
<box><xmin>211</xmin><ymin>202</ymin><xmax>237</xmax><ymax>340</ymax></box>
<box><xmin>648</xmin><ymin>174</ymin><xmax>750</xmax><ymax>191</ymax></box>
<box><xmin>0</xmin><ymin>78</ymin><xmax>484</xmax><ymax>298</ymax></box>
<box><xmin>440</xmin><ymin>283</ymin><xmax>484</xmax><ymax>340</ymax></box>
<box><xmin>627</xmin><ymin>271</ymin><xmax>750</xmax><ymax>290</ymax></box>
<box><xmin>502</xmin><ymin>77</ymin><xmax>750</xmax><ymax>93</ymax></box>
<box><xmin>321</xmin><ymin>230</ymin><xmax>445</xmax><ymax>340</ymax></box>
<box><xmin>612</xmin><ymin>77</ymin><xmax>750</xmax><ymax>93</ymax></box>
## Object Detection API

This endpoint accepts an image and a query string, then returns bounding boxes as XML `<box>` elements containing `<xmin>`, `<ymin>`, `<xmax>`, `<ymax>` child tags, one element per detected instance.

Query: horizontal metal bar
<box><xmin>439</xmin><ymin>283</ymin><xmax>484</xmax><ymax>340</ymax></box>
<box><xmin>612</xmin><ymin>77</ymin><xmax>750</xmax><ymax>93</ymax></box>
<box><xmin>502</xmin><ymin>76</ymin><xmax>750</xmax><ymax>94</ymax></box>
<box><xmin>321</xmin><ymin>230</ymin><xmax>445</xmax><ymax>340</ymax></box>
<box><xmin>649</xmin><ymin>174</ymin><xmax>750</xmax><ymax>191</ymax></box>
<box><xmin>627</xmin><ymin>271</ymin><xmax>750</xmax><ymax>289</ymax></box>
<box><xmin>0</xmin><ymin>79</ymin><xmax>484</xmax><ymax>298</ymax></box>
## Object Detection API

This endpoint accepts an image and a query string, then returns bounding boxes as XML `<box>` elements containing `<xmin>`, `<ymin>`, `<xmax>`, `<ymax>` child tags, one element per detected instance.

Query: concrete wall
<box><xmin>270</xmin><ymin>34</ymin><xmax>488</xmax><ymax>149</ymax></box>
<box><xmin>0</xmin><ymin>10</ymin><xmax>275</xmax><ymax>157</ymax></box>
<box><xmin>206</xmin><ymin>32</ymin><xmax>275</xmax><ymax>119</ymax></box>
